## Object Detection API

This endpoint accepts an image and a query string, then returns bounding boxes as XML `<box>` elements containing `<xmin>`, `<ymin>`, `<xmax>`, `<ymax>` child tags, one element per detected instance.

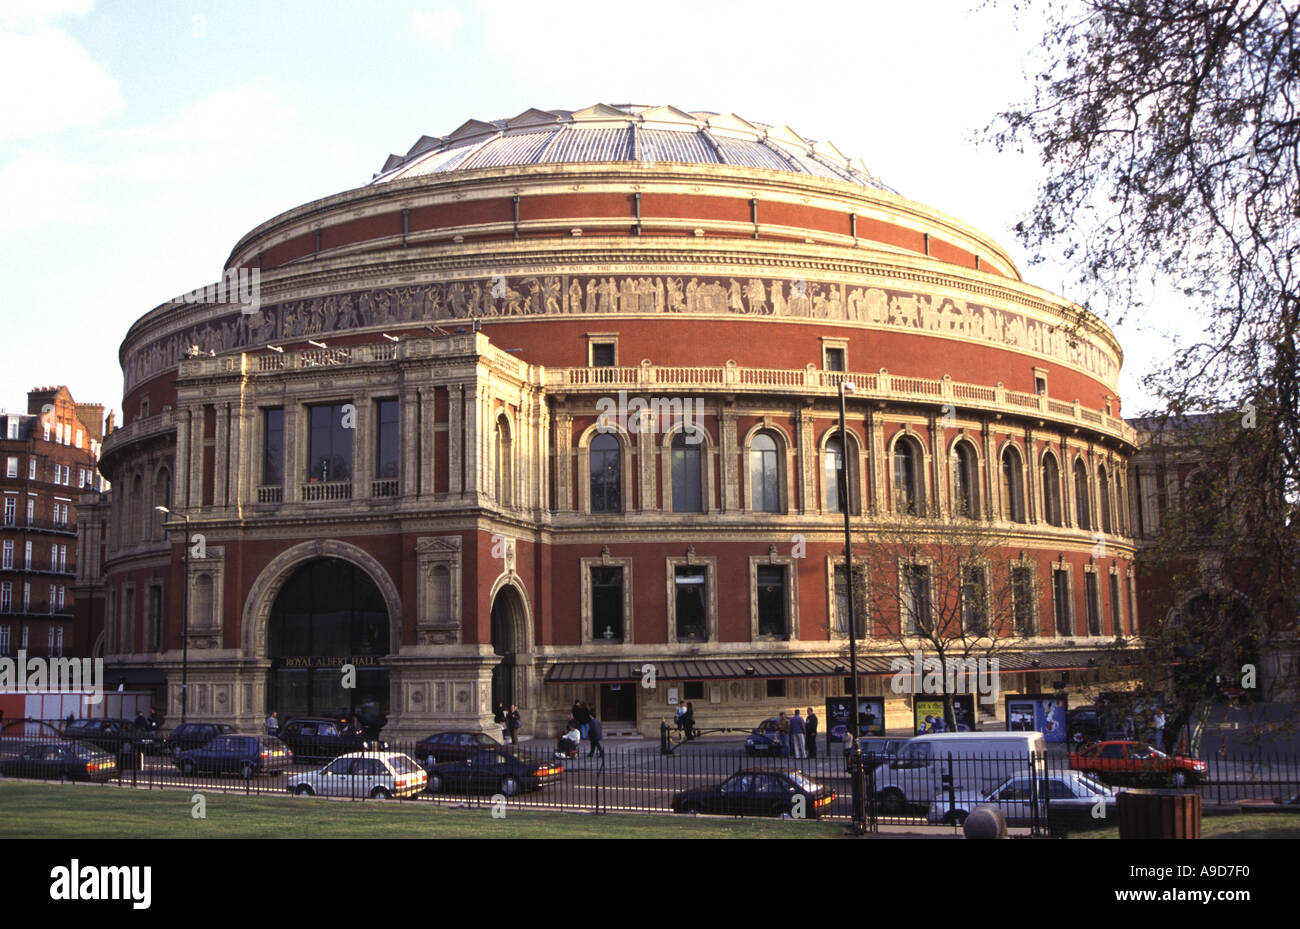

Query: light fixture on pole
<box><xmin>838</xmin><ymin>379</ymin><xmax>867</xmax><ymax>834</ymax></box>
<box><xmin>155</xmin><ymin>505</ymin><xmax>191</xmax><ymax>724</ymax></box>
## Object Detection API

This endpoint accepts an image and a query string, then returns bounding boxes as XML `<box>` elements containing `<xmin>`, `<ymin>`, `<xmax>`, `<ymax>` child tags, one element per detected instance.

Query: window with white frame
<box><xmin>76</xmin><ymin>429</ymin><xmax>83</xmax><ymax>449</ymax></box>
<box><xmin>1012</xmin><ymin>564</ymin><xmax>1037</xmax><ymax>636</ymax></box>
<box><xmin>57</xmin><ymin>586</ymin><xmax>65</xmax><ymax>611</ymax></box>
<box><xmin>830</xmin><ymin>560</ymin><xmax>868</xmax><ymax>638</ymax></box>
<box><xmin>48</xmin><ymin>585</ymin><xmax>55</xmax><ymax>613</ymax></box>
<box><xmin>901</xmin><ymin>562</ymin><xmax>933</xmax><ymax>635</ymax></box>
<box><xmin>0</xmin><ymin>623</ymin><xmax>9</xmax><ymax>652</ymax></box>
<box><xmin>1052</xmin><ymin>567</ymin><xmax>1073</xmax><ymax>636</ymax></box>
<box><xmin>5</xmin><ymin>456</ymin><xmax>16</xmax><ymax>478</ymax></box>
<box><xmin>42</xmin><ymin>422</ymin><xmax>50</xmax><ymax>441</ymax></box>
<box><xmin>1110</xmin><ymin>571</ymin><xmax>1123</xmax><ymax>637</ymax></box>
<box><xmin>24</xmin><ymin>541</ymin><xmax>32</xmax><ymax>569</ymax></box>
<box><xmin>48</xmin><ymin>626</ymin><xmax>54</xmax><ymax>654</ymax></box>
<box><xmin>20</xmin><ymin>624</ymin><xmax>29</xmax><ymax>649</ymax></box>
<box><xmin>59</xmin><ymin>546</ymin><xmax>66</xmax><ymax>572</ymax></box>
<box><xmin>1084</xmin><ymin>569</ymin><xmax>1101</xmax><ymax>635</ymax></box>
<box><xmin>0</xmin><ymin>583</ymin><xmax>10</xmax><ymax>612</ymax></box>
<box><xmin>26</xmin><ymin>499</ymin><xmax>34</xmax><ymax>524</ymax></box>
<box><xmin>28</xmin><ymin>459</ymin><xmax>36</xmax><ymax>480</ymax></box>
<box><xmin>579</xmin><ymin>553</ymin><xmax>634</xmax><ymax>644</ymax></box>
<box><xmin>22</xmin><ymin>582</ymin><xmax>30</xmax><ymax>611</ymax></box>
<box><xmin>50</xmin><ymin>544</ymin><xmax>58</xmax><ymax>570</ymax></box>
<box><xmin>961</xmin><ymin>563</ymin><xmax>990</xmax><ymax>635</ymax></box>
<box><xmin>56</xmin><ymin>625</ymin><xmax>63</xmax><ymax>656</ymax></box>
<box><xmin>1</xmin><ymin>540</ymin><xmax>11</xmax><ymax>569</ymax></box>
<box><xmin>6</xmin><ymin>419</ymin><xmax>17</xmax><ymax>439</ymax></box>
<box><xmin>3</xmin><ymin>497</ymin><xmax>14</xmax><ymax>525</ymax></box>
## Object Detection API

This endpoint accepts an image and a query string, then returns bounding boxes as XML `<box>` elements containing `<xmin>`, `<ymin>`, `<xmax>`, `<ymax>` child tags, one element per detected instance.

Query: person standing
<box><xmin>574</xmin><ymin>700</ymin><xmax>592</xmax><ymax>739</ymax></box>
<box><xmin>789</xmin><ymin>709</ymin><xmax>807</xmax><ymax>759</ymax></box>
<box><xmin>588</xmin><ymin>710</ymin><xmax>605</xmax><ymax>758</ymax></box>
<box><xmin>674</xmin><ymin>701</ymin><xmax>686</xmax><ymax>732</ymax></box>
<box><xmin>681</xmin><ymin>702</ymin><xmax>695</xmax><ymax>740</ymax></box>
<box><xmin>777</xmin><ymin>712</ymin><xmax>790</xmax><ymax>756</ymax></box>
<box><xmin>1153</xmin><ymin>709</ymin><xmax>1166</xmax><ymax>751</ymax></box>
<box><xmin>493</xmin><ymin>702</ymin><xmax>506</xmax><ymax>741</ymax></box>
<box><xmin>805</xmin><ymin>707</ymin><xmax>819</xmax><ymax>758</ymax></box>
<box><xmin>265</xmin><ymin>710</ymin><xmax>279</xmax><ymax>736</ymax></box>
<box><xmin>506</xmin><ymin>704</ymin><xmax>520</xmax><ymax>744</ymax></box>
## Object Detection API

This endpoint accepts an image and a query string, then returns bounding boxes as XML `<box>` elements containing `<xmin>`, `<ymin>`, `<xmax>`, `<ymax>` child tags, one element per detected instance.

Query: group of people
<box><xmin>673</xmin><ymin>701</ymin><xmax>696</xmax><ymax>738</ymax></box>
<box><xmin>773</xmin><ymin>708</ymin><xmax>819</xmax><ymax>758</ymax></box>
<box><xmin>492</xmin><ymin>703</ymin><xmax>523</xmax><ymax>744</ymax></box>
<box><xmin>554</xmin><ymin>700</ymin><xmax>604</xmax><ymax>758</ymax></box>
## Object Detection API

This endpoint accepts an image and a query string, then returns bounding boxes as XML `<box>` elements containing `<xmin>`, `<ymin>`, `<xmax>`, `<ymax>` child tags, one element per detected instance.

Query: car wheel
<box><xmin>880</xmin><ymin>789</ymin><xmax>906</xmax><ymax>815</ymax></box>
<box><xmin>240</xmin><ymin>763</ymin><xmax>256</xmax><ymax>780</ymax></box>
<box><xmin>1171</xmin><ymin>770</ymin><xmax>1187</xmax><ymax>788</ymax></box>
<box><xmin>943</xmin><ymin>811</ymin><xmax>968</xmax><ymax>826</ymax></box>
<box><xmin>370</xmin><ymin>787</ymin><xmax>391</xmax><ymax>800</ymax></box>
<box><xmin>682</xmin><ymin>803</ymin><xmax>701</xmax><ymax>815</ymax></box>
<box><xmin>500</xmin><ymin>776</ymin><xmax>520</xmax><ymax>797</ymax></box>
<box><xmin>179</xmin><ymin>759</ymin><xmax>196</xmax><ymax>776</ymax></box>
<box><xmin>294</xmin><ymin>784</ymin><xmax>314</xmax><ymax>797</ymax></box>
<box><xmin>427</xmin><ymin>774</ymin><xmax>442</xmax><ymax>793</ymax></box>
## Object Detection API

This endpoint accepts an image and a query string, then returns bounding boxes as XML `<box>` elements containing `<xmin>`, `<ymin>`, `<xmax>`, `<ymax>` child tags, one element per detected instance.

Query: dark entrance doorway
<box><xmin>266</xmin><ymin>557</ymin><xmax>390</xmax><ymax>729</ymax></box>
<box><xmin>490</xmin><ymin>586</ymin><xmax>523</xmax><ymax>712</ymax></box>
<box><xmin>600</xmin><ymin>683</ymin><xmax>637</xmax><ymax>722</ymax></box>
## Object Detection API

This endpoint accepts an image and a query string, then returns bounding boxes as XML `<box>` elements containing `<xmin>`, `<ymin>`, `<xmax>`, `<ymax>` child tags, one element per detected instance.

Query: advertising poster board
<box><xmin>1005</xmin><ymin>694</ymin><xmax>1068</xmax><ymax>742</ymax></box>
<box><xmin>826</xmin><ymin>696</ymin><xmax>886</xmax><ymax>745</ymax></box>
<box><xmin>913</xmin><ymin>695</ymin><xmax>976</xmax><ymax>733</ymax></box>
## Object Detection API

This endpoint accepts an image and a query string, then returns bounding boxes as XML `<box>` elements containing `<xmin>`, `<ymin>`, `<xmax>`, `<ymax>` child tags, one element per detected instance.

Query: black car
<box><xmin>426</xmin><ymin>748</ymin><xmax>564</xmax><ymax>797</ymax></box>
<box><xmin>743</xmin><ymin>719</ymin><xmax>785</xmax><ymax>756</ymax></box>
<box><xmin>163</xmin><ymin>723</ymin><xmax>236</xmax><ymax>756</ymax></box>
<box><xmin>277</xmin><ymin>718</ymin><xmax>386</xmax><ymax>762</ymax></box>
<box><xmin>63</xmin><ymin>718</ymin><xmax>149</xmax><ymax>763</ymax></box>
<box><xmin>173</xmin><ymin>734</ymin><xmax>293</xmax><ymax>779</ymax></box>
<box><xmin>0</xmin><ymin>741</ymin><xmax>118</xmax><ymax>782</ymax></box>
<box><xmin>414</xmin><ymin>730</ymin><xmax>504</xmax><ymax>766</ymax></box>
<box><xmin>671</xmin><ymin>769</ymin><xmax>837</xmax><ymax>818</ymax></box>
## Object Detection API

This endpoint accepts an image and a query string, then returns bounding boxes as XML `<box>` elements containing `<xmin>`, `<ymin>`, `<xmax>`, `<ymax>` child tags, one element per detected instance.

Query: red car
<box><xmin>1068</xmin><ymin>740</ymin><xmax>1207</xmax><ymax>787</ymax></box>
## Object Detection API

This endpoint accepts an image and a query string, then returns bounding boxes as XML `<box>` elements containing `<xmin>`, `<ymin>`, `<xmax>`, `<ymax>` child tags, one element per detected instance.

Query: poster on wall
<box><xmin>913</xmin><ymin>695</ymin><xmax>976</xmax><ymax>733</ymax></box>
<box><xmin>826</xmin><ymin>696</ymin><xmax>886</xmax><ymax>744</ymax></box>
<box><xmin>1004</xmin><ymin>694</ymin><xmax>1069</xmax><ymax>742</ymax></box>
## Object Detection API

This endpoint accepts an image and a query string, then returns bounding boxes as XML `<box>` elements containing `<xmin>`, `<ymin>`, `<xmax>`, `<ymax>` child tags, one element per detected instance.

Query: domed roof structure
<box><xmin>370</xmin><ymin>103</ymin><xmax>895</xmax><ymax>191</ymax></box>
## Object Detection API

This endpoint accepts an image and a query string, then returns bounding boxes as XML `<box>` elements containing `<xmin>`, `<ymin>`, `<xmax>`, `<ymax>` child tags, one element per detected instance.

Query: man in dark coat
<box><xmin>588</xmin><ymin>711</ymin><xmax>605</xmax><ymax>758</ymax></box>
<box><xmin>805</xmin><ymin>707</ymin><xmax>819</xmax><ymax>758</ymax></box>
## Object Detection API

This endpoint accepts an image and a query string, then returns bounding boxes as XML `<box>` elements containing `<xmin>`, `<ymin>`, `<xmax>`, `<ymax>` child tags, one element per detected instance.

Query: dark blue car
<box><xmin>744</xmin><ymin>719</ymin><xmax>785</xmax><ymax>757</ymax></box>
<box><xmin>173</xmin><ymin>734</ymin><xmax>292</xmax><ymax>779</ymax></box>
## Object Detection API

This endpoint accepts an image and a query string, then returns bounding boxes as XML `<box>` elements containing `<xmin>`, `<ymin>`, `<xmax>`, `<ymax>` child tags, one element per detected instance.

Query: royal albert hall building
<box><xmin>85</xmin><ymin>104</ymin><xmax>1141</xmax><ymax>738</ymax></box>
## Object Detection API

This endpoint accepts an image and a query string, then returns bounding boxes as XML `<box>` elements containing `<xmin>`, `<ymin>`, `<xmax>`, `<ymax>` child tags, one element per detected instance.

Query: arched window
<box><xmin>749</xmin><ymin>432</ymin><xmax>781</xmax><ymax>513</ymax></box>
<box><xmin>671</xmin><ymin>432</ymin><xmax>703</xmax><ymax>513</ymax></box>
<box><xmin>1074</xmin><ymin>460</ymin><xmax>1091</xmax><ymax>531</ymax></box>
<box><xmin>1001</xmin><ymin>445</ymin><xmax>1026</xmax><ymax>523</ymax></box>
<box><xmin>1098</xmin><ymin>465</ymin><xmax>1113</xmax><ymax>534</ymax></box>
<box><xmin>495</xmin><ymin>415</ymin><xmax>512</xmax><ymax>507</ymax></box>
<box><xmin>152</xmin><ymin>469</ymin><xmax>170</xmax><ymax>541</ymax></box>
<box><xmin>951</xmin><ymin>441</ymin><xmax>979</xmax><ymax>518</ymax></box>
<box><xmin>893</xmin><ymin>436</ymin><xmax>924</xmax><ymax>516</ymax></box>
<box><xmin>129</xmin><ymin>475</ymin><xmax>144</xmax><ymax>543</ymax></box>
<box><xmin>590</xmin><ymin>433</ymin><xmax>621</xmax><ymax>513</ymax></box>
<box><xmin>824</xmin><ymin>436</ymin><xmax>845</xmax><ymax>513</ymax></box>
<box><xmin>1041</xmin><ymin>454</ymin><xmax>1062</xmax><ymax>527</ymax></box>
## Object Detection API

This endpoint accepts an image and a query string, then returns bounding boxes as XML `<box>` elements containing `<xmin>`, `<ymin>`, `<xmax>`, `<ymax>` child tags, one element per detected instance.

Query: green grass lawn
<box><xmin>1068</xmin><ymin>811</ymin><xmax>1300</xmax><ymax>840</ymax></box>
<box><xmin>0</xmin><ymin>781</ymin><xmax>847</xmax><ymax>839</ymax></box>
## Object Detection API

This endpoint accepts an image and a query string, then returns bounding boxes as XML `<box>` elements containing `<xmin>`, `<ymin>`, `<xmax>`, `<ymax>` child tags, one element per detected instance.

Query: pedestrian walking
<box><xmin>681</xmin><ymin>701</ymin><xmax>695</xmax><ymax>740</ymax></box>
<box><xmin>588</xmin><ymin>710</ymin><xmax>605</xmax><ymax>758</ymax></box>
<box><xmin>506</xmin><ymin>704</ymin><xmax>521</xmax><ymax>744</ymax></box>
<box><xmin>777</xmin><ymin>711</ymin><xmax>791</xmax><ymax>756</ymax></box>
<box><xmin>789</xmin><ymin>709</ymin><xmax>807</xmax><ymax>759</ymax></box>
<box><xmin>674</xmin><ymin>701</ymin><xmax>686</xmax><ymax>732</ymax></box>
<box><xmin>805</xmin><ymin>707</ymin><xmax>819</xmax><ymax>758</ymax></box>
<box><xmin>574</xmin><ymin>700</ymin><xmax>592</xmax><ymax>739</ymax></box>
<box><xmin>265</xmin><ymin>710</ymin><xmax>279</xmax><ymax>736</ymax></box>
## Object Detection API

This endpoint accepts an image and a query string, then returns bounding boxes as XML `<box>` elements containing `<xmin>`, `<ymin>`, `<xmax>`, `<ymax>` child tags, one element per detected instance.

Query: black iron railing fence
<box><xmin>1</xmin><ymin>721</ymin><xmax>1296</xmax><ymax>835</ymax></box>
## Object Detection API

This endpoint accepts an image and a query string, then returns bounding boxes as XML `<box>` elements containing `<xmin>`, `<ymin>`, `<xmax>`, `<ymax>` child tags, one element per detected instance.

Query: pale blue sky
<box><xmin>0</xmin><ymin>0</ymin><xmax>1185</xmax><ymax>423</ymax></box>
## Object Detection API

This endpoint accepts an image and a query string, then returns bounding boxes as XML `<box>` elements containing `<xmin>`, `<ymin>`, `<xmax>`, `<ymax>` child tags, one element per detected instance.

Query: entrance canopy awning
<box><xmin>544</xmin><ymin>649</ymin><xmax>1140</xmax><ymax>684</ymax></box>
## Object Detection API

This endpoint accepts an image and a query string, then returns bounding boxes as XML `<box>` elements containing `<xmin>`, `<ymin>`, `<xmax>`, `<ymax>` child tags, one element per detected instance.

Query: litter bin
<box><xmin>1117</xmin><ymin>788</ymin><xmax>1201</xmax><ymax>838</ymax></box>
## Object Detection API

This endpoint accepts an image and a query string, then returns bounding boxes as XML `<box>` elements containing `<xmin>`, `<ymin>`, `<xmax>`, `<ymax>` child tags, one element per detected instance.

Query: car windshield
<box><xmin>1076</xmin><ymin>776</ymin><xmax>1109</xmax><ymax>795</ymax></box>
<box><xmin>788</xmin><ymin>773</ymin><xmax>820</xmax><ymax>792</ymax></box>
<box><xmin>389</xmin><ymin>756</ymin><xmax>422</xmax><ymax>776</ymax></box>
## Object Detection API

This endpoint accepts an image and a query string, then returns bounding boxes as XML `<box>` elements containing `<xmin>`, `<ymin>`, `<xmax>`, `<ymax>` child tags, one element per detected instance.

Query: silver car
<box><xmin>287</xmin><ymin>751</ymin><xmax>427</xmax><ymax>800</ymax></box>
<box><xmin>927</xmin><ymin>771</ymin><xmax>1117</xmax><ymax>826</ymax></box>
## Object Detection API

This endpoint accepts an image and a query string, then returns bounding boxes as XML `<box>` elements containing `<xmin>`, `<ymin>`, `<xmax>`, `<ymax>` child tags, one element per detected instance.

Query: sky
<box><xmin>0</xmin><ymin>0</ymin><xmax>1189</xmax><ymax>424</ymax></box>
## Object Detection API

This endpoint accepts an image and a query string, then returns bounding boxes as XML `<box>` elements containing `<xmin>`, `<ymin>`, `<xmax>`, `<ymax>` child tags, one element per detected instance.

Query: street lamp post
<box><xmin>839</xmin><ymin>380</ymin><xmax>868</xmax><ymax>833</ymax></box>
<box><xmin>155</xmin><ymin>505</ymin><xmax>190</xmax><ymax>724</ymax></box>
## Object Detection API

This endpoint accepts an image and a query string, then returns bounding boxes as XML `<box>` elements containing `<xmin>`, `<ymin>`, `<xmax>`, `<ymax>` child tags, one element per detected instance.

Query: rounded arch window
<box><xmin>951</xmin><ymin>441</ymin><xmax>979</xmax><ymax>518</ymax></box>
<box><xmin>495</xmin><ymin>415</ymin><xmax>512</xmax><ymax>507</ymax></box>
<box><xmin>671</xmin><ymin>431</ymin><xmax>703</xmax><ymax>513</ymax></box>
<box><xmin>1073</xmin><ymin>460</ymin><xmax>1092</xmax><ymax>531</ymax></box>
<box><xmin>1098</xmin><ymin>465</ymin><xmax>1113</xmax><ymax>534</ymax></box>
<box><xmin>590</xmin><ymin>433</ymin><xmax>621</xmax><ymax>513</ymax></box>
<box><xmin>1001</xmin><ymin>445</ymin><xmax>1026</xmax><ymax>523</ymax></box>
<box><xmin>1041</xmin><ymin>454</ymin><xmax>1063</xmax><ymax>527</ymax></box>
<box><xmin>893</xmin><ymin>436</ymin><xmax>925</xmax><ymax>516</ymax></box>
<box><xmin>749</xmin><ymin>432</ymin><xmax>781</xmax><ymax>513</ymax></box>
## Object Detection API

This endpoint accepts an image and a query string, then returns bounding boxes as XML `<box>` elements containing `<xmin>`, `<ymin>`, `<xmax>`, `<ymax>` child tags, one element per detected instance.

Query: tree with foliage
<box><xmin>992</xmin><ymin>0</ymin><xmax>1299</xmax><ymax>734</ymax></box>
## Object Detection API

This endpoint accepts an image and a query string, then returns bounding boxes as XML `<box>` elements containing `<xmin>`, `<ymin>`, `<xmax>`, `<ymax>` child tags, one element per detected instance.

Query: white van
<box><xmin>871</xmin><ymin>732</ymin><xmax>1046</xmax><ymax>814</ymax></box>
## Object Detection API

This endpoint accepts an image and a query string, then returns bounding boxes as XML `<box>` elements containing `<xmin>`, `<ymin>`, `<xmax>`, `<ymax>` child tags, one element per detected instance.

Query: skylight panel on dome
<box><xmin>397</xmin><ymin>140</ymin><xmax>482</xmax><ymax>178</ymax></box>
<box><xmin>711</xmin><ymin>136</ymin><xmax>793</xmax><ymax>172</ymax></box>
<box><xmin>460</xmin><ymin>131</ymin><xmax>556</xmax><ymax>169</ymax></box>
<box><xmin>637</xmin><ymin>129</ymin><xmax>719</xmax><ymax>164</ymax></box>
<box><xmin>546</xmin><ymin>126</ymin><xmax>633</xmax><ymax>163</ymax></box>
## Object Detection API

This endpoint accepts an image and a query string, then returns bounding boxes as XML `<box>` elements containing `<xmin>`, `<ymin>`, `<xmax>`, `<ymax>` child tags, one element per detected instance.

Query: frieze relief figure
<box><xmin>130</xmin><ymin>271</ymin><xmax>1121</xmax><ymax>389</ymax></box>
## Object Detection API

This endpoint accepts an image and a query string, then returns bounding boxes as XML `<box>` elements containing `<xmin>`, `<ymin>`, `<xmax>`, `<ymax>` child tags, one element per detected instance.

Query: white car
<box><xmin>927</xmin><ymin>771</ymin><xmax>1117</xmax><ymax>826</ymax></box>
<box><xmin>287</xmin><ymin>751</ymin><xmax>427</xmax><ymax>800</ymax></box>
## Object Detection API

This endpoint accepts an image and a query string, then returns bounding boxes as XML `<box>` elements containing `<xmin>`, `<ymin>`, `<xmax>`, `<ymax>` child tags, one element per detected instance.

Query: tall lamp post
<box><xmin>155</xmin><ymin>505</ymin><xmax>190</xmax><ymax>724</ymax></box>
<box><xmin>839</xmin><ymin>380</ymin><xmax>868</xmax><ymax>834</ymax></box>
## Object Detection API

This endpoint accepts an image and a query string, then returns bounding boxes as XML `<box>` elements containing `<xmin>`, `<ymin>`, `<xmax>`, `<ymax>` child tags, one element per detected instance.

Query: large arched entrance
<box><xmin>490</xmin><ymin>585</ymin><xmax>526</xmax><ymax>712</ymax></box>
<box><xmin>266</xmin><ymin>557</ymin><xmax>390</xmax><ymax>728</ymax></box>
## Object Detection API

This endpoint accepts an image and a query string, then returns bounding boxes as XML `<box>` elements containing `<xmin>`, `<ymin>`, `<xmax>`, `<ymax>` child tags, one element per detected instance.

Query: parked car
<box><xmin>0</xmin><ymin>741</ymin><xmax>118</xmax><ymax>783</ymax></box>
<box><xmin>413</xmin><ymin>730</ymin><xmax>503</xmax><ymax>767</ymax></box>
<box><xmin>671</xmin><ymin>769</ymin><xmax>836</xmax><ymax>818</ymax></box>
<box><xmin>927</xmin><ymin>771</ymin><xmax>1117</xmax><ymax>826</ymax></box>
<box><xmin>744</xmin><ymin>719</ymin><xmax>784</xmax><ymax>756</ymax></box>
<box><xmin>63</xmin><ymin>718</ymin><xmax>149</xmax><ymax>764</ymax></box>
<box><xmin>871</xmin><ymin>732</ymin><xmax>1047</xmax><ymax>814</ymax></box>
<box><xmin>287</xmin><ymin>751</ymin><xmax>426</xmax><ymax>799</ymax></box>
<box><xmin>163</xmin><ymin>723</ymin><xmax>236</xmax><ymax>756</ymax></box>
<box><xmin>426</xmin><ymin>748</ymin><xmax>564</xmax><ymax>796</ymax></box>
<box><xmin>173</xmin><ymin>734</ymin><xmax>293</xmax><ymax>779</ymax></box>
<box><xmin>277</xmin><ymin>717</ymin><xmax>386</xmax><ymax>762</ymax></box>
<box><xmin>844</xmin><ymin>737</ymin><xmax>908</xmax><ymax>768</ymax></box>
<box><xmin>1068</xmin><ymin>740</ymin><xmax>1207</xmax><ymax>787</ymax></box>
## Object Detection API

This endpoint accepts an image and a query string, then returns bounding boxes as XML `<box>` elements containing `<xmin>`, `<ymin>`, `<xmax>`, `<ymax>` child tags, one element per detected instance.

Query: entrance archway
<box><xmin>265</xmin><ymin>557</ymin><xmax>390</xmax><ymax>728</ymax></box>
<box><xmin>490</xmin><ymin>585</ymin><xmax>526</xmax><ymax>711</ymax></box>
